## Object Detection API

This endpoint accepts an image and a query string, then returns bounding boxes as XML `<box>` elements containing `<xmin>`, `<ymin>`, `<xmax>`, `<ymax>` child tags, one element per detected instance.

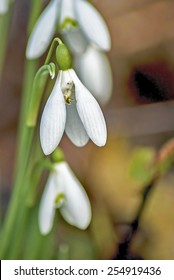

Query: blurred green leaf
<box><xmin>157</xmin><ymin>155</ymin><xmax>174</xmax><ymax>175</ymax></box>
<box><xmin>129</xmin><ymin>148</ymin><xmax>155</xmax><ymax>184</ymax></box>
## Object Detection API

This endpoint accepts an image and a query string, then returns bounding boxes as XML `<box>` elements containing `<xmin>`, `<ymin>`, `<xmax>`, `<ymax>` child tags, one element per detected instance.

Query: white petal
<box><xmin>55</xmin><ymin>162</ymin><xmax>91</xmax><ymax>229</ymax></box>
<box><xmin>59</xmin><ymin>0</ymin><xmax>75</xmax><ymax>32</ymax></box>
<box><xmin>40</xmin><ymin>72</ymin><xmax>66</xmax><ymax>155</ymax></box>
<box><xmin>65</xmin><ymin>103</ymin><xmax>89</xmax><ymax>146</ymax></box>
<box><xmin>75</xmin><ymin>46</ymin><xmax>113</xmax><ymax>104</ymax></box>
<box><xmin>69</xmin><ymin>69</ymin><xmax>107</xmax><ymax>146</ymax></box>
<box><xmin>61</xmin><ymin>69</ymin><xmax>73</xmax><ymax>91</ymax></box>
<box><xmin>61</xmin><ymin>70</ymin><xmax>89</xmax><ymax>146</ymax></box>
<box><xmin>63</xmin><ymin>28</ymin><xmax>88</xmax><ymax>54</ymax></box>
<box><xmin>75</xmin><ymin>0</ymin><xmax>111</xmax><ymax>51</ymax></box>
<box><xmin>38</xmin><ymin>173</ymin><xmax>57</xmax><ymax>235</ymax></box>
<box><xmin>0</xmin><ymin>0</ymin><xmax>9</xmax><ymax>14</ymax></box>
<box><xmin>26</xmin><ymin>0</ymin><xmax>60</xmax><ymax>59</ymax></box>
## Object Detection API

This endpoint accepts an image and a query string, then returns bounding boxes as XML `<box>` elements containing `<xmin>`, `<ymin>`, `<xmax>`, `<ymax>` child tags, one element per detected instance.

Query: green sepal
<box><xmin>35</xmin><ymin>158</ymin><xmax>55</xmax><ymax>172</ymax></box>
<box><xmin>51</xmin><ymin>148</ymin><xmax>65</xmax><ymax>163</ymax></box>
<box><xmin>44</xmin><ymin>37</ymin><xmax>72</xmax><ymax>70</ymax></box>
<box><xmin>56</xmin><ymin>43</ymin><xmax>72</xmax><ymax>70</ymax></box>
<box><xmin>54</xmin><ymin>193</ymin><xmax>66</xmax><ymax>208</ymax></box>
<box><xmin>61</xmin><ymin>17</ymin><xmax>78</xmax><ymax>31</ymax></box>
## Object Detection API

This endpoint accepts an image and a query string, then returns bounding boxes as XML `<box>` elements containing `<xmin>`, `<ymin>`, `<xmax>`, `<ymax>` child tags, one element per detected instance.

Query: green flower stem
<box><xmin>0</xmin><ymin>1</ymin><xmax>43</xmax><ymax>259</ymax></box>
<box><xmin>44</xmin><ymin>37</ymin><xmax>63</xmax><ymax>65</ymax></box>
<box><xmin>8</xmin><ymin>148</ymin><xmax>44</xmax><ymax>259</ymax></box>
<box><xmin>27</xmin><ymin>63</ymin><xmax>55</xmax><ymax>127</ymax></box>
<box><xmin>18</xmin><ymin>147</ymin><xmax>56</xmax><ymax>260</ymax></box>
<box><xmin>7</xmin><ymin>146</ymin><xmax>65</xmax><ymax>259</ymax></box>
<box><xmin>7</xmin><ymin>203</ymin><xmax>31</xmax><ymax>259</ymax></box>
<box><xmin>23</xmin><ymin>206</ymin><xmax>55</xmax><ymax>260</ymax></box>
<box><xmin>23</xmin><ymin>208</ymin><xmax>43</xmax><ymax>259</ymax></box>
<box><xmin>0</xmin><ymin>62</ymin><xmax>35</xmax><ymax>260</ymax></box>
<box><xmin>3</xmin><ymin>43</ymin><xmax>62</xmax><ymax>258</ymax></box>
<box><xmin>15</xmin><ymin>0</ymin><xmax>44</xmax><ymax>172</ymax></box>
<box><xmin>27</xmin><ymin>0</ymin><xmax>43</xmax><ymax>36</ymax></box>
<box><xmin>7</xmin><ymin>138</ymin><xmax>60</xmax><ymax>259</ymax></box>
<box><xmin>0</xmin><ymin>8</ymin><xmax>12</xmax><ymax>79</ymax></box>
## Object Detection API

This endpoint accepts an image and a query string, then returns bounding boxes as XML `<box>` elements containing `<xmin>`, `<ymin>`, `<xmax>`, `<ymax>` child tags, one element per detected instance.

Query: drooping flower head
<box><xmin>0</xmin><ymin>0</ymin><xmax>9</xmax><ymax>14</ymax></box>
<box><xmin>26</xmin><ymin>0</ymin><xmax>111</xmax><ymax>59</ymax></box>
<box><xmin>74</xmin><ymin>45</ymin><xmax>113</xmax><ymax>105</ymax></box>
<box><xmin>39</xmin><ymin>161</ymin><xmax>91</xmax><ymax>235</ymax></box>
<box><xmin>40</xmin><ymin>42</ymin><xmax>107</xmax><ymax>155</ymax></box>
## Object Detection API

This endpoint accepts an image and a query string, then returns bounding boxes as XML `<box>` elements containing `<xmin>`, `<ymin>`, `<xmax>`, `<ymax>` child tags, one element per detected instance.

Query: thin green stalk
<box><xmin>0</xmin><ymin>70</ymin><xmax>36</xmax><ymax>258</ymax></box>
<box><xmin>0</xmin><ymin>1</ymin><xmax>43</xmax><ymax>259</ymax></box>
<box><xmin>5</xmin><ymin>42</ymin><xmax>57</xmax><ymax>260</ymax></box>
<box><xmin>14</xmin><ymin>0</ymin><xmax>44</xmax><ymax>177</ymax></box>
<box><xmin>8</xmin><ymin>148</ymin><xmax>43</xmax><ymax>259</ymax></box>
<box><xmin>44</xmin><ymin>37</ymin><xmax>62</xmax><ymax>65</ymax></box>
<box><xmin>27</xmin><ymin>63</ymin><xmax>55</xmax><ymax>127</ymax></box>
<box><xmin>22</xmin><ymin>206</ymin><xmax>42</xmax><ymax>259</ymax></box>
<box><xmin>23</xmin><ymin>203</ymin><xmax>57</xmax><ymax>260</ymax></box>
<box><xmin>0</xmin><ymin>8</ymin><xmax>12</xmax><ymax>80</ymax></box>
<box><xmin>7</xmin><ymin>204</ymin><xmax>31</xmax><ymax>259</ymax></box>
<box><xmin>27</xmin><ymin>0</ymin><xmax>43</xmax><ymax>36</ymax></box>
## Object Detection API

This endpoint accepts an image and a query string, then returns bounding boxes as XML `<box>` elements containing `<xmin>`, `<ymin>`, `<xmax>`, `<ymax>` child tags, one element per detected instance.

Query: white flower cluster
<box><xmin>26</xmin><ymin>0</ymin><xmax>112</xmax><ymax>105</ymax></box>
<box><xmin>0</xmin><ymin>0</ymin><xmax>9</xmax><ymax>14</ymax></box>
<box><xmin>25</xmin><ymin>0</ymin><xmax>112</xmax><ymax>234</ymax></box>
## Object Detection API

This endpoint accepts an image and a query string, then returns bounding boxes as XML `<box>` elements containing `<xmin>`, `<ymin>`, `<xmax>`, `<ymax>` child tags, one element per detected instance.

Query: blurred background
<box><xmin>1</xmin><ymin>0</ymin><xmax>174</xmax><ymax>259</ymax></box>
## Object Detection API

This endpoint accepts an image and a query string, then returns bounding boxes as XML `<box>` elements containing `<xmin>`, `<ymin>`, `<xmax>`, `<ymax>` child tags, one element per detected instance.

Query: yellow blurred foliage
<box><xmin>86</xmin><ymin>137</ymin><xmax>156</xmax><ymax>224</ymax></box>
<box><xmin>132</xmin><ymin>173</ymin><xmax>174</xmax><ymax>259</ymax></box>
<box><xmin>90</xmin><ymin>202</ymin><xmax>118</xmax><ymax>259</ymax></box>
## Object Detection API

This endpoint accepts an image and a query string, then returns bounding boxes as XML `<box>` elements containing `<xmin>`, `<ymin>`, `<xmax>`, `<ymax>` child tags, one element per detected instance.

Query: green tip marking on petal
<box><xmin>54</xmin><ymin>193</ymin><xmax>66</xmax><ymax>208</ymax></box>
<box><xmin>61</xmin><ymin>17</ymin><xmax>78</xmax><ymax>31</ymax></box>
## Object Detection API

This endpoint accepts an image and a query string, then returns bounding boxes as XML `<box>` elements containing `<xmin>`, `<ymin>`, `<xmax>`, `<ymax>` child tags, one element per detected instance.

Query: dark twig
<box><xmin>113</xmin><ymin>178</ymin><xmax>156</xmax><ymax>260</ymax></box>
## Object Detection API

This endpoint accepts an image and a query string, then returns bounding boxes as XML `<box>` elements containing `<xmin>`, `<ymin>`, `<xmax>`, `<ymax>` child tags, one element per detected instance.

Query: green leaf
<box><xmin>129</xmin><ymin>148</ymin><xmax>155</xmax><ymax>184</ymax></box>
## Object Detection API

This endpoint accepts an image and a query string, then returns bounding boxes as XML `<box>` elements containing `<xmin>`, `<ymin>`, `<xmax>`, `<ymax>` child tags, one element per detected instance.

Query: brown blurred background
<box><xmin>1</xmin><ymin>0</ymin><xmax>174</xmax><ymax>259</ymax></box>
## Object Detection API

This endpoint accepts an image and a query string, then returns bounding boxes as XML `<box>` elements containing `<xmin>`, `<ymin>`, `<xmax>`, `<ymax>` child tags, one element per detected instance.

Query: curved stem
<box><xmin>44</xmin><ymin>37</ymin><xmax>62</xmax><ymax>65</ymax></box>
<box><xmin>27</xmin><ymin>63</ymin><xmax>55</xmax><ymax>127</ymax></box>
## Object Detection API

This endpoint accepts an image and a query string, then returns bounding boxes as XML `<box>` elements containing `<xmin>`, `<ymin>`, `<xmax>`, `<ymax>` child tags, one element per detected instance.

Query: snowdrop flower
<box><xmin>75</xmin><ymin>45</ymin><xmax>113</xmax><ymax>105</ymax></box>
<box><xmin>0</xmin><ymin>0</ymin><xmax>9</xmax><ymax>14</ymax></box>
<box><xmin>40</xmin><ymin>68</ymin><xmax>107</xmax><ymax>155</ymax></box>
<box><xmin>26</xmin><ymin>0</ymin><xmax>111</xmax><ymax>59</ymax></box>
<box><xmin>39</xmin><ymin>161</ymin><xmax>91</xmax><ymax>235</ymax></box>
